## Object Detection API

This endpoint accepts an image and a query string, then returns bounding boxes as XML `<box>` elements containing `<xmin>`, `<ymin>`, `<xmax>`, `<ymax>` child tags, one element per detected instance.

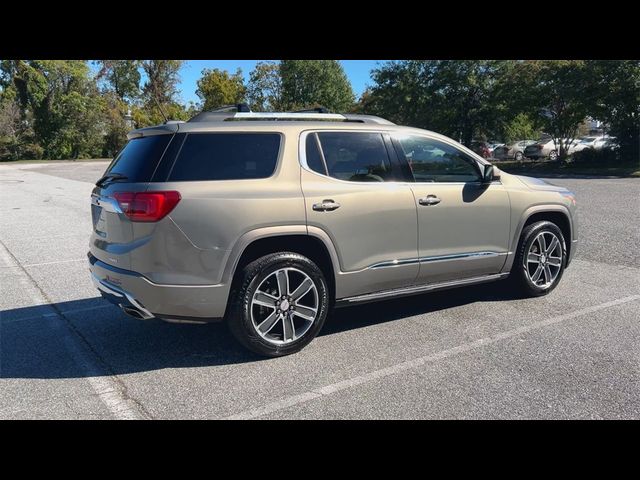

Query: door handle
<box><xmin>313</xmin><ymin>199</ymin><xmax>341</xmax><ymax>212</ymax></box>
<box><xmin>418</xmin><ymin>195</ymin><xmax>441</xmax><ymax>206</ymax></box>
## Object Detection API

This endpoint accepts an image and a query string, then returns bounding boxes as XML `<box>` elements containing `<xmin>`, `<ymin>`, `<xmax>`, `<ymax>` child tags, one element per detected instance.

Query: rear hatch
<box><xmin>90</xmin><ymin>126</ymin><xmax>181</xmax><ymax>270</ymax></box>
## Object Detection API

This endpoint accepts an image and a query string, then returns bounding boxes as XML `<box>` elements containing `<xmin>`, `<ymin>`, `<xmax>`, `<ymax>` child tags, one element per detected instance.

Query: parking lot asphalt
<box><xmin>1</xmin><ymin>161</ymin><xmax>639</xmax><ymax>419</ymax></box>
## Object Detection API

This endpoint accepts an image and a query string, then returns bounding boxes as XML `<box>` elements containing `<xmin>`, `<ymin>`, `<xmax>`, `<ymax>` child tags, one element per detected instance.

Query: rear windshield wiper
<box><xmin>96</xmin><ymin>172</ymin><xmax>128</xmax><ymax>187</ymax></box>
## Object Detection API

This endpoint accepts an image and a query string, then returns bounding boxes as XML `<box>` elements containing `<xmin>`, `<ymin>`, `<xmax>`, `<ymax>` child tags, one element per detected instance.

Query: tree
<box><xmin>279</xmin><ymin>60</ymin><xmax>354</xmax><ymax>112</ymax></box>
<box><xmin>141</xmin><ymin>60</ymin><xmax>184</xmax><ymax>125</ymax></box>
<box><xmin>506</xmin><ymin>60</ymin><xmax>590</xmax><ymax>160</ymax></box>
<box><xmin>95</xmin><ymin>60</ymin><xmax>141</xmax><ymax>102</ymax></box>
<box><xmin>196</xmin><ymin>68</ymin><xmax>246</xmax><ymax>111</ymax></box>
<box><xmin>1</xmin><ymin>60</ymin><xmax>106</xmax><ymax>159</ymax></box>
<box><xmin>365</xmin><ymin>60</ymin><xmax>509</xmax><ymax>145</ymax></box>
<box><xmin>502</xmin><ymin>113</ymin><xmax>540</xmax><ymax>143</ymax></box>
<box><xmin>585</xmin><ymin>60</ymin><xmax>640</xmax><ymax>162</ymax></box>
<box><xmin>246</xmin><ymin>61</ymin><xmax>283</xmax><ymax>111</ymax></box>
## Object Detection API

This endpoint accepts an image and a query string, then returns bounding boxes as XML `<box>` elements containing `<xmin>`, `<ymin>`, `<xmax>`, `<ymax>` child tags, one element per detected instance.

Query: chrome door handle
<box><xmin>418</xmin><ymin>195</ymin><xmax>441</xmax><ymax>206</ymax></box>
<box><xmin>313</xmin><ymin>199</ymin><xmax>341</xmax><ymax>212</ymax></box>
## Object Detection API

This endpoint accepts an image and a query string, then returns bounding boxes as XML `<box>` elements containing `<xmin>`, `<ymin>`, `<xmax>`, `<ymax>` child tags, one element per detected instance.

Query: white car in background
<box><xmin>524</xmin><ymin>138</ymin><xmax>581</xmax><ymax>161</ymax></box>
<box><xmin>573</xmin><ymin>136</ymin><xmax>614</xmax><ymax>152</ymax></box>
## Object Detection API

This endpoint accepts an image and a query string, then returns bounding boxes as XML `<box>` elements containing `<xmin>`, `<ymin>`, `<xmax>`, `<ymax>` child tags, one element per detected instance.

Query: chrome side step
<box><xmin>336</xmin><ymin>272</ymin><xmax>509</xmax><ymax>306</ymax></box>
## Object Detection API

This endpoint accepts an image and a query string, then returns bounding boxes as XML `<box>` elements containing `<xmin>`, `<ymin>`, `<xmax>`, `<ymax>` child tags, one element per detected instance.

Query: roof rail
<box><xmin>187</xmin><ymin>111</ymin><xmax>395</xmax><ymax>125</ymax></box>
<box><xmin>207</xmin><ymin>103</ymin><xmax>252</xmax><ymax>113</ymax></box>
<box><xmin>292</xmin><ymin>107</ymin><xmax>330</xmax><ymax>113</ymax></box>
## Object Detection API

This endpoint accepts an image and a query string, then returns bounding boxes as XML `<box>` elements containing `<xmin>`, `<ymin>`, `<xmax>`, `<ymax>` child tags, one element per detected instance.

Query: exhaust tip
<box><xmin>120</xmin><ymin>305</ymin><xmax>145</xmax><ymax>320</ymax></box>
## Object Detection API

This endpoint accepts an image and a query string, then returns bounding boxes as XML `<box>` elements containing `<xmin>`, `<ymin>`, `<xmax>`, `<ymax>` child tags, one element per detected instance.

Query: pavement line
<box><xmin>0</xmin><ymin>239</ymin><xmax>147</xmax><ymax>420</ymax></box>
<box><xmin>225</xmin><ymin>294</ymin><xmax>640</xmax><ymax>420</ymax></box>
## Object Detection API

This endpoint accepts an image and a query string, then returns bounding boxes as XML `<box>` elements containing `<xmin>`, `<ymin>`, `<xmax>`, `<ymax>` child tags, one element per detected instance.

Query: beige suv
<box><xmin>89</xmin><ymin>107</ymin><xmax>578</xmax><ymax>357</ymax></box>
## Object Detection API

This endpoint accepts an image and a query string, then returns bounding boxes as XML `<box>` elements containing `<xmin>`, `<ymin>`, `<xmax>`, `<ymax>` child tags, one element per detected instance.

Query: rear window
<box><xmin>105</xmin><ymin>135</ymin><xmax>173</xmax><ymax>182</ymax></box>
<box><xmin>167</xmin><ymin>133</ymin><xmax>281</xmax><ymax>182</ymax></box>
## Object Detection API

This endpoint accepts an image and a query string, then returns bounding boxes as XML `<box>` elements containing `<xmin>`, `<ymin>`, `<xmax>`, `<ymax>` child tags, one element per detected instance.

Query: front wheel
<box><xmin>514</xmin><ymin>151</ymin><xmax>523</xmax><ymax>161</ymax></box>
<box><xmin>510</xmin><ymin>221</ymin><xmax>567</xmax><ymax>297</ymax></box>
<box><xmin>226</xmin><ymin>252</ymin><xmax>329</xmax><ymax>357</ymax></box>
<box><xmin>549</xmin><ymin>150</ymin><xmax>558</xmax><ymax>161</ymax></box>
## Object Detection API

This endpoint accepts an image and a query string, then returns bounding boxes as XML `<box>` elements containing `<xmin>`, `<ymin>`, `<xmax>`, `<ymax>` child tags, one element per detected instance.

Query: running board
<box><xmin>336</xmin><ymin>272</ymin><xmax>510</xmax><ymax>306</ymax></box>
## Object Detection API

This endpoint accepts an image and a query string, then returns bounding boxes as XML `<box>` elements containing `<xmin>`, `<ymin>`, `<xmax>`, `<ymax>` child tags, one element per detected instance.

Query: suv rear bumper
<box><xmin>88</xmin><ymin>252</ymin><xmax>228</xmax><ymax>321</ymax></box>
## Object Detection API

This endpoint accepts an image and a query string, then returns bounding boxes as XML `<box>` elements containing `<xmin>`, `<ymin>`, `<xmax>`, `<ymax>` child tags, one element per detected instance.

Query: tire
<box><xmin>226</xmin><ymin>252</ymin><xmax>330</xmax><ymax>357</ymax></box>
<box><xmin>510</xmin><ymin>221</ymin><xmax>567</xmax><ymax>297</ymax></box>
<box><xmin>549</xmin><ymin>150</ymin><xmax>558</xmax><ymax>161</ymax></box>
<box><xmin>514</xmin><ymin>151</ymin><xmax>523</xmax><ymax>161</ymax></box>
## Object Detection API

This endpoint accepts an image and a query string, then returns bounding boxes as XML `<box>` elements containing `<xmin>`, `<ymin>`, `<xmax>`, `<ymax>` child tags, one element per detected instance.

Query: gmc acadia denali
<box><xmin>89</xmin><ymin>107</ymin><xmax>578</xmax><ymax>356</ymax></box>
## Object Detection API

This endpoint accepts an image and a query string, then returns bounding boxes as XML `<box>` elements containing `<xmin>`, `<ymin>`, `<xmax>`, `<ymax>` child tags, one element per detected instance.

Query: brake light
<box><xmin>113</xmin><ymin>191</ymin><xmax>181</xmax><ymax>222</ymax></box>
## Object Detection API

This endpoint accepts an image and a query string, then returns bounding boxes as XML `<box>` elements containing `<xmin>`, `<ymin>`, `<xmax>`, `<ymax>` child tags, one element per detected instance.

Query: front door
<box><xmin>391</xmin><ymin>133</ymin><xmax>511</xmax><ymax>284</ymax></box>
<box><xmin>300</xmin><ymin>130</ymin><xmax>418</xmax><ymax>298</ymax></box>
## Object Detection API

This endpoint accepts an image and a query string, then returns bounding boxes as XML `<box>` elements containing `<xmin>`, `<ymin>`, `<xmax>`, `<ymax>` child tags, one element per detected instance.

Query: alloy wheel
<box><xmin>250</xmin><ymin>268</ymin><xmax>319</xmax><ymax>345</ymax></box>
<box><xmin>524</xmin><ymin>231</ymin><xmax>563</xmax><ymax>289</ymax></box>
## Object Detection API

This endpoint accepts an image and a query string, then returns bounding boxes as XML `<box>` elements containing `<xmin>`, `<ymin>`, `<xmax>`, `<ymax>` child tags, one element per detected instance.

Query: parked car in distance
<box><xmin>470</xmin><ymin>141</ymin><xmax>492</xmax><ymax>159</ymax></box>
<box><xmin>493</xmin><ymin>140</ymin><xmax>537</xmax><ymax>161</ymax></box>
<box><xmin>573</xmin><ymin>136</ymin><xmax>615</xmax><ymax>153</ymax></box>
<box><xmin>524</xmin><ymin>138</ymin><xmax>580</xmax><ymax>161</ymax></box>
<box><xmin>89</xmin><ymin>106</ymin><xmax>578</xmax><ymax>357</ymax></box>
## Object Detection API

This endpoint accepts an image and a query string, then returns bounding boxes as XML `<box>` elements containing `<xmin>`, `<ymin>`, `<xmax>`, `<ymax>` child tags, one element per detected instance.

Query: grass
<box><xmin>494</xmin><ymin>159</ymin><xmax>640</xmax><ymax>178</ymax></box>
<box><xmin>0</xmin><ymin>158</ymin><xmax>111</xmax><ymax>165</ymax></box>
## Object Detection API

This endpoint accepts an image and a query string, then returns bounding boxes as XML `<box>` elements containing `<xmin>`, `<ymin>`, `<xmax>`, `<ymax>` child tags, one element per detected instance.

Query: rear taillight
<box><xmin>113</xmin><ymin>191</ymin><xmax>181</xmax><ymax>222</ymax></box>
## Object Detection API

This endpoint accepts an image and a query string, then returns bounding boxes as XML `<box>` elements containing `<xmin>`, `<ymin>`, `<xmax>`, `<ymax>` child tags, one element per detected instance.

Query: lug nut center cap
<box><xmin>280</xmin><ymin>299</ymin><xmax>290</xmax><ymax>311</ymax></box>
<box><xmin>541</xmin><ymin>254</ymin><xmax>547</xmax><ymax>264</ymax></box>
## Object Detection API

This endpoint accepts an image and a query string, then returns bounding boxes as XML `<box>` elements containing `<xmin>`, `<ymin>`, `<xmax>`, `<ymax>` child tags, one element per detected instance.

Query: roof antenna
<box><xmin>151</xmin><ymin>85</ymin><xmax>169</xmax><ymax>123</ymax></box>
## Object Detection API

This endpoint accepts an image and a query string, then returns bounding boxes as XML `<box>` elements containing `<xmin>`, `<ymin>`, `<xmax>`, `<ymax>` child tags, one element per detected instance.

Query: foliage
<box><xmin>279</xmin><ymin>60</ymin><xmax>355</xmax><ymax>112</ymax></box>
<box><xmin>246</xmin><ymin>61</ymin><xmax>283</xmax><ymax>112</ymax></box>
<box><xmin>502</xmin><ymin>113</ymin><xmax>541</xmax><ymax>143</ymax></box>
<box><xmin>571</xmin><ymin>146</ymin><xmax>620</xmax><ymax>165</ymax></box>
<box><xmin>95</xmin><ymin>60</ymin><xmax>141</xmax><ymax>102</ymax></box>
<box><xmin>196</xmin><ymin>68</ymin><xmax>246</xmax><ymax>111</ymax></box>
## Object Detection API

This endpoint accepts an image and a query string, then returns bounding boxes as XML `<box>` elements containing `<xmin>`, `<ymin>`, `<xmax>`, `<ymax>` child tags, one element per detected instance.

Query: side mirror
<box><xmin>482</xmin><ymin>164</ymin><xmax>499</xmax><ymax>183</ymax></box>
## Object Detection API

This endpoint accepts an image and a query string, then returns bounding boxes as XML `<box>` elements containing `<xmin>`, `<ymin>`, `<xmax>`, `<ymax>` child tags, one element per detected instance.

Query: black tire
<box><xmin>510</xmin><ymin>220</ymin><xmax>567</xmax><ymax>297</ymax></box>
<box><xmin>515</xmin><ymin>151</ymin><xmax>523</xmax><ymax>161</ymax></box>
<box><xmin>226</xmin><ymin>252</ymin><xmax>330</xmax><ymax>357</ymax></box>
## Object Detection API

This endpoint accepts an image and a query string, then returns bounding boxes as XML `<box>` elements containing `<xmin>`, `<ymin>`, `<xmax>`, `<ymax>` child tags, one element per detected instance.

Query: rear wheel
<box><xmin>510</xmin><ymin>221</ymin><xmax>566</xmax><ymax>297</ymax></box>
<box><xmin>226</xmin><ymin>252</ymin><xmax>329</xmax><ymax>357</ymax></box>
<box><xmin>514</xmin><ymin>151</ymin><xmax>523</xmax><ymax>161</ymax></box>
<box><xmin>549</xmin><ymin>150</ymin><xmax>558</xmax><ymax>161</ymax></box>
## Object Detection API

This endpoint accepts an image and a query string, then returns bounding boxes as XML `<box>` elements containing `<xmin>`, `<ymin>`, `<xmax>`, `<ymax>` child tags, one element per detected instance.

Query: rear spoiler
<box><xmin>127</xmin><ymin>122</ymin><xmax>183</xmax><ymax>140</ymax></box>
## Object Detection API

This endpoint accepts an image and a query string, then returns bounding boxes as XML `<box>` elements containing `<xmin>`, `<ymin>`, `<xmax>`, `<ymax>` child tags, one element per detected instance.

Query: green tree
<box><xmin>1</xmin><ymin>60</ymin><xmax>106</xmax><ymax>159</ymax></box>
<box><xmin>585</xmin><ymin>60</ymin><xmax>640</xmax><ymax>162</ymax></box>
<box><xmin>280</xmin><ymin>60</ymin><xmax>355</xmax><ymax>112</ymax></box>
<box><xmin>505</xmin><ymin>60</ymin><xmax>590</xmax><ymax>160</ymax></box>
<box><xmin>503</xmin><ymin>113</ymin><xmax>540</xmax><ymax>143</ymax></box>
<box><xmin>365</xmin><ymin>60</ymin><xmax>510</xmax><ymax>145</ymax></box>
<box><xmin>95</xmin><ymin>60</ymin><xmax>141</xmax><ymax>102</ymax></box>
<box><xmin>196</xmin><ymin>68</ymin><xmax>246</xmax><ymax>111</ymax></box>
<box><xmin>246</xmin><ymin>61</ymin><xmax>283</xmax><ymax>111</ymax></box>
<box><xmin>141</xmin><ymin>60</ymin><xmax>185</xmax><ymax>125</ymax></box>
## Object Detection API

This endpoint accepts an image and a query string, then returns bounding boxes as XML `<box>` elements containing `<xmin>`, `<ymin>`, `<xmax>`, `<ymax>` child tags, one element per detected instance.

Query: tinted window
<box><xmin>305</xmin><ymin>133</ymin><xmax>327</xmax><ymax>175</ymax></box>
<box><xmin>394</xmin><ymin>135</ymin><xmax>480</xmax><ymax>183</ymax></box>
<box><xmin>105</xmin><ymin>134</ymin><xmax>172</xmax><ymax>182</ymax></box>
<box><xmin>168</xmin><ymin>133</ymin><xmax>280</xmax><ymax>181</ymax></box>
<box><xmin>316</xmin><ymin>132</ymin><xmax>393</xmax><ymax>182</ymax></box>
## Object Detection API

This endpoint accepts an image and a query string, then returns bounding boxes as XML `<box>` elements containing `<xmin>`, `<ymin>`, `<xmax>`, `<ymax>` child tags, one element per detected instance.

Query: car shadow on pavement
<box><xmin>0</xmin><ymin>281</ymin><xmax>519</xmax><ymax>379</ymax></box>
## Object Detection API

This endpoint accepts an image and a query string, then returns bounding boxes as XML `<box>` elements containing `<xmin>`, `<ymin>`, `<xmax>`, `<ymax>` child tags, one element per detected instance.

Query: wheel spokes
<box><xmin>282</xmin><ymin>315</ymin><xmax>295</xmax><ymax>341</ymax></box>
<box><xmin>531</xmin><ymin>265</ymin><xmax>544</xmax><ymax>283</ymax></box>
<box><xmin>253</xmin><ymin>291</ymin><xmax>277</xmax><ymax>308</ymax></box>
<box><xmin>257</xmin><ymin>310</ymin><xmax>281</xmax><ymax>335</ymax></box>
<box><xmin>290</xmin><ymin>277</ymin><xmax>313</xmax><ymax>301</ymax></box>
<box><xmin>543</xmin><ymin>265</ymin><xmax>552</xmax><ymax>284</ymax></box>
<box><xmin>527</xmin><ymin>252</ymin><xmax>541</xmax><ymax>264</ymax></box>
<box><xmin>547</xmin><ymin>256</ymin><xmax>562</xmax><ymax>267</ymax></box>
<box><xmin>546</xmin><ymin>236</ymin><xmax>559</xmax><ymax>255</ymax></box>
<box><xmin>276</xmin><ymin>269</ymin><xmax>289</xmax><ymax>297</ymax></box>
<box><xmin>292</xmin><ymin>304</ymin><xmax>316</xmax><ymax>322</ymax></box>
<box><xmin>538</xmin><ymin>234</ymin><xmax>547</xmax><ymax>253</ymax></box>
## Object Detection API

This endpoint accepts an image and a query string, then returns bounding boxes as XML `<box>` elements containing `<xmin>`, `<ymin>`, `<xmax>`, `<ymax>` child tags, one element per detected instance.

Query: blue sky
<box><xmin>180</xmin><ymin>60</ymin><xmax>385</xmax><ymax>105</ymax></box>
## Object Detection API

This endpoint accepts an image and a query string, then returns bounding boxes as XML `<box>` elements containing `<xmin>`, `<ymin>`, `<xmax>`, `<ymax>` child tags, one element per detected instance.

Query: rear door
<box><xmin>300</xmin><ymin>130</ymin><xmax>419</xmax><ymax>297</ymax></box>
